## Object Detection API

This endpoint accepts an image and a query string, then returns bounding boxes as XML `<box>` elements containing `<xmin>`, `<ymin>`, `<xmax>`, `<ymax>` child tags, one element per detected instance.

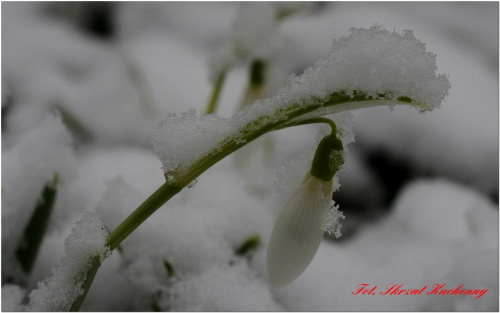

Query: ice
<box><xmin>2</xmin><ymin>113</ymin><xmax>75</xmax><ymax>282</ymax></box>
<box><xmin>322</xmin><ymin>202</ymin><xmax>345</xmax><ymax>238</ymax></box>
<box><xmin>28</xmin><ymin>212</ymin><xmax>110</xmax><ymax>311</ymax></box>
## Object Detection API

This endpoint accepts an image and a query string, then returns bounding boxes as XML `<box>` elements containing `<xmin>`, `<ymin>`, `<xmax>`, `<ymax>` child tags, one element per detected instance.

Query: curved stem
<box><xmin>69</xmin><ymin>92</ymin><xmax>417</xmax><ymax>311</ymax></box>
<box><xmin>285</xmin><ymin>117</ymin><xmax>337</xmax><ymax>135</ymax></box>
<box><xmin>107</xmin><ymin>182</ymin><xmax>182</xmax><ymax>250</ymax></box>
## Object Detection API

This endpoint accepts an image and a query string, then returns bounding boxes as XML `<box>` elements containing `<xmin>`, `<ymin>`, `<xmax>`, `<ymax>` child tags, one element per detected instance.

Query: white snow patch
<box><xmin>96</xmin><ymin>177</ymin><xmax>145</xmax><ymax>231</ymax></box>
<box><xmin>209</xmin><ymin>2</ymin><xmax>283</xmax><ymax>81</ymax></box>
<box><xmin>2</xmin><ymin>284</ymin><xmax>26</xmax><ymax>311</ymax></box>
<box><xmin>272</xmin><ymin>178</ymin><xmax>497</xmax><ymax>311</ymax></box>
<box><xmin>154</xmin><ymin>26</ymin><xmax>449</xmax><ymax>178</ymax></box>
<box><xmin>28</xmin><ymin>212</ymin><xmax>110</xmax><ymax>311</ymax></box>
<box><xmin>166</xmin><ymin>262</ymin><xmax>283</xmax><ymax>311</ymax></box>
<box><xmin>2</xmin><ymin>113</ymin><xmax>75</xmax><ymax>281</ymax></box>
<box><xmin>393</xmin><ymin>179</ymin><xmax>498</xmax><ymax>244</ymax></box>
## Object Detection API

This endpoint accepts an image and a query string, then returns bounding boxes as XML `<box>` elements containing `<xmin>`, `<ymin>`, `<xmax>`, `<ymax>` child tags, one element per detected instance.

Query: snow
<box><xmin>392</xmin><ymin>179</ymin><xmax>495</xmax><ymax>243</ymax></box>
<box><xmin>280</xmin><ymin>2</ymin><xmax>498</xmax><ymax>194</ymax></box>
<box><xmin>95</xmin><ymin>177</ymin><xmax>145</xmax><ymax>231</ymax></box>
<box><xmin>154</xmin><ymin>26</ymin><xmax>449</xmax><ymax>179</ymax></box>
<box><xmin>278</xmin><ymin>25</ymin><xmax>450</xmax><ymax>111</ymax></box>
<box><xmin>270</xmin><ymin>178</ymin><xmax>498</xmax><ymax>311</ymax></box>
<box><xmin>28</xmin><ymin>212</ymin><xmax>110</xmax><ymax>311</ymax></box>
<box><xmin>208</xmin><ymin>2</ymin><xmax>282</xmax><ymax>81</ymax></box>
<box><xmin>1</xmin><ymin>284</ymin><xmax>26</xmax><ymax>311</ymax></box>
<box><xmin>166</xmin><ymin>262</ymin><xmax>283</xmax><ymax>311</ymax></box>
<box><xmin>151</xmin><ymin>109</ymin><xmax>235</xmax><ymax>179</ymax></box>
<box><xmin>231</xmin><ymin>3</ymin><xmax>279</xmax><ymax>58</ymax></box>
<box><xmin>97</xmin><ymin>160</ymin><xmax>279</xmax><ymax>311</ymax></box>
<box><xmin>2</xmin><ymin>113</ymin><xmax>75</xmax><ymax>283</ymax></box>
<box><xmin>2</xmin><ymin>2</ymin><xmax>497</xmax><ymax>312</ymax></box>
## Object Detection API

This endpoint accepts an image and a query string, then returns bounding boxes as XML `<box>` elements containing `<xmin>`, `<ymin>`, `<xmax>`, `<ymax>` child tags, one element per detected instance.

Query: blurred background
<box><xmin>2</xmin><ymin>2</ymin><xmax>498</xmax><ymax>311</ymax></box>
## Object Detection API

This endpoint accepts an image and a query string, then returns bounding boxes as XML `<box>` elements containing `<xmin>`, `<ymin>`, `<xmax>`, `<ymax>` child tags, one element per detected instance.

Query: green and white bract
<box><xmin>266</xmin><ymin>173</ymin><xmax>334</xmax><ymax>287</ymax></box>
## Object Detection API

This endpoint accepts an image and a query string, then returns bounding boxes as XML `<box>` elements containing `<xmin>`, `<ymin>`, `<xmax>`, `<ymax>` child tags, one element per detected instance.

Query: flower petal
<box><xmin>267</xmin><ymin>174</ymin><xmax>333</xmax><ymax>287</ymax></box>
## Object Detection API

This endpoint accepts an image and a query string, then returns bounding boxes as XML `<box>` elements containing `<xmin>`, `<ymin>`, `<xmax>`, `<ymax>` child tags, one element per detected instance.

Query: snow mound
<box><xmin>28</xmin><ymin>212</ymin><xmax>110</xmax><ymax>311</ymax></box>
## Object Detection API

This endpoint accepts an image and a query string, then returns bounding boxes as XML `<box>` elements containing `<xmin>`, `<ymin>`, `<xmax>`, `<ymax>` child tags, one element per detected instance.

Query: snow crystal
<box><xmin>277</xmin><ymin>25</ymin><xmax>450</xmax><ymax>111</ymax></box>
<box><xmin>28</xmin><ymin>212</ymin><xmax>110</xmax><ymax>311</ymax></box>
<box><xmin>151</xmin><ymin>109</ymin><xmax>238</xmax><ymax>179</ymax></box>
<box><xmin>155</xmin><ymin>26</ymin><xmax>448</xmax><ymax>178</ymax></box>
<box><xmin>322</xmin><ymin>202</ymin><xmax>345</xmax><ymax>238</ymax></box>
<box><xmin>2</xmin><ymin>113</ymin><xmax>75</xmax><ymax>282</ymax></box>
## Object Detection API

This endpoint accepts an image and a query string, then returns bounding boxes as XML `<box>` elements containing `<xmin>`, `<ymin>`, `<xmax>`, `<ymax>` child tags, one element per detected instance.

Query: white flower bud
<box><xmin>266</xmin><ymin>173</ymin><xmax>334</xmax><ymax>287</ymax></box>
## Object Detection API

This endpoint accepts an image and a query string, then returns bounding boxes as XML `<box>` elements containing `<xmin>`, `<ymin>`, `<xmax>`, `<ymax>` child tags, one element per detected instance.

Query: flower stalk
<box><xmin>69</xmin><ymin>92</ymin><xmax>418</xmax><ymax>311</ymax></box>
<box><xmin>267</xmin><ymin>119</ymin><xmax>344</xmax><ymax>287</ymax></box>
<box><xmin>204</xmin><ymin>69</ymin><xmax>228</xmax><ymax>115</ymax></box>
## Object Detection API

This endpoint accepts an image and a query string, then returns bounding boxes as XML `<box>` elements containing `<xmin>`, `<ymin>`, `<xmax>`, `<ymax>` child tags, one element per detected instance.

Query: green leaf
<box><xmin>235</xmin><ymin>234</ymin><xmax>260</xmax><ymax>257</ymax></box>
<box><xmin>69</xmin><ymin>255</ymin><xmax>103</xmax><ymax>312</ymax></box>
<box><xmin>204</xmin><ymin>70</ymin><xmax>228</xmax><ymax>115</ymax></box>
<box><xmin>163</xmin><ymin>258</ymin><xmax>175</xmax><ymax>278</ymax></box>
<box><xmin>54</xmin><ymin>106</ymin><xmax>94</xmax><ymax>143</ymax></box>
<box><xmin>250</xmin><ymin>59</ymin><xmax>266</xmax><ymax>88</ymax></box>
<box><xmin>15</xmin><ymin>173</ymin><xmax>58</xmax><ymax>277</ymax></box>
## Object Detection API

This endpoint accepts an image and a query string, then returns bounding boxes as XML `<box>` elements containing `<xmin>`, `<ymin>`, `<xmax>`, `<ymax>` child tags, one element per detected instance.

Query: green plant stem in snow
<box><xmin>287</xmin><ymin>117</ymin><xmax>338</xmax><ymax>135</ymax></box>
<box><xmin>16</xmin><ymin>173</ymin><xmax>58</xmax><ymax>279</ymax></box>
<box><xmin>204</xmin><ymin>70</ymin><xmax>228</xmax><ymax>115</ymax></box>
<box><xmin>69</xmin><ymin>91</ymin><xmax>418</xmax><ymax>311</ymax></box>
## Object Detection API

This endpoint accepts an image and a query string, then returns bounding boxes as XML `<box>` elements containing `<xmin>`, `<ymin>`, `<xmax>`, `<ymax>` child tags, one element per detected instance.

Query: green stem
<box><xmin>16</xmin><ymin>173</ymin><xmax>58</xmax><ymax>279</ymax></box>
<box><xmin>69</xmin><ymin>91</ymin><xmax>417</xmax><ymax>311</ymax></box>
<box><xmin>204</xmin><ymin>70</ymin><xmax>228</xmax><ymax>115</ymax></box>
<box><xmin>107</xmin><ymin>182</ymin><xmax>182</xmax><ymax>250</ymax></box>
<box><xmin>286</xmin><ymin>117</ymin><xmax>338</xmax><ymax>135</ymax></box>
<box><xmin>69</xmin><ymin>255</ymin><xmax>102</xmax><ymax>311</ymax></box>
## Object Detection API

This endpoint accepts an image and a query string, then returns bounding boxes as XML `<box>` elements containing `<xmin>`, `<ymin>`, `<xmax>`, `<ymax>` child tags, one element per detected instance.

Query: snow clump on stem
<box><xmin>153</xmin><ymin>26</ymin><xmax>450</xmax><ymax>182</ymax></box>
<box><xmin>28</xmin><ymin>212</ymin><xmax>110</xmax><ymax>311</ymax></box>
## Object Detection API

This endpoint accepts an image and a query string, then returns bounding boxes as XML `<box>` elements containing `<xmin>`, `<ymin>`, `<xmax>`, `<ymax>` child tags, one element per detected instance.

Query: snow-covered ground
<box><xmin>2</xmin><ymin>2</ymin><xmax>498</xmax><ymax>311</ymax></box>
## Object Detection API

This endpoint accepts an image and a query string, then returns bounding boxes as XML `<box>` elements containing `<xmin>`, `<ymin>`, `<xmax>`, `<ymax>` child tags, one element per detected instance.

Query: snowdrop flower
<box><xmin>267</xmin><ymin>130</ymin><xmax>343</xmax><ymax>287</ymax></box>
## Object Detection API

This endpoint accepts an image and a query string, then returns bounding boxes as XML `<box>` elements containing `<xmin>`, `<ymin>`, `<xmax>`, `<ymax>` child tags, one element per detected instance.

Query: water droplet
<box><xmin>187</xmin><ymin>178</ymin><xmax>198</xmax><ymax>188</ymax></box>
